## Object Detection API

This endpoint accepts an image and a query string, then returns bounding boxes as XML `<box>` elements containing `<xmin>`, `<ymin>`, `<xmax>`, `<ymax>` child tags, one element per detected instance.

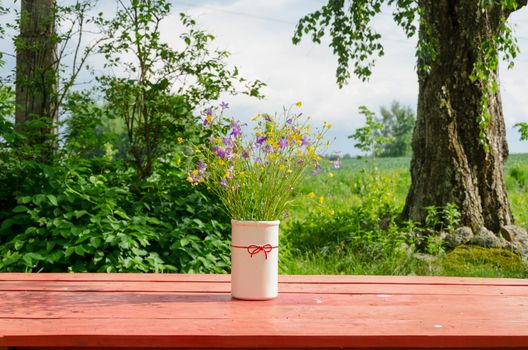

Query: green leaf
<box><xmin>12</xmin><ymin>205</ymin><xmax>28</xmax><ymax>213</ymax></box>
<box><xmin>90</xmin><ymin>237</ymin><xmax>102</xmax><ymax>248</ymax></box>
<box><xmin>47</xmin><ymin>194</ymin><xmax>58</xmax><ymax>206</ymax></box>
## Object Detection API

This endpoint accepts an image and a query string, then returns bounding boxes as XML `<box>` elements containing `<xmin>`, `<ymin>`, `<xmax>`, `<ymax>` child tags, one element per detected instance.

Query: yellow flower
<box><xmin>279</xmin><ymin>165</ymin><xmax>285</xmax><ymax>171</ymax></box>
<box><xmin>286</xmin><ymin>169</ymin><xmax>293</xmax><ymax>174</ymax></box>
<box><xmin>295</xmin><ymin>101</ymin><xmax>302</xmax><ymax>107</ymax></box>
<box><xmin>186</xmin><ymin>177</ymin><xmax>193</xmax><ymax>183</ymax></box>
<box><xmin>308</xmin><ymin>192</ymin><xmax>315</xmax><ymax>199</ymax></box>
<box><xmin>205</xmin><ymin>115</ymin><xmax>213</xmax><ymax>124</ymax></box>
<box><xmin>327</xmin><ymin>172</ymin><xmax>334</xmax><ymax>177</ymax></box>
<box><xmin>239</xmin><ymin>171</ymin><xmax>246</xmax><ymax>177</ymax></box>
<box><xmin>177</xmin><ymin>137</ymin><xmax>183</xmax><ymax>144</ymax></box>
<box><xmin>319</xmin><ymin>195</ymin><xmax>325</xmax><ymax>204</ymax></box>
<box><xmin>330</xmin><ymin>210</ymin><xmax>335</xmax><ymax>215</ymax></box>
<box><xmin>324</xmin><ymin>121</ymin><xmax>332</xmax><ymax>129</ymax></box>
<box><xmin>192</xmin><ymin>170</ymin><xmax>199</xmax><ymax>176</ymax></box>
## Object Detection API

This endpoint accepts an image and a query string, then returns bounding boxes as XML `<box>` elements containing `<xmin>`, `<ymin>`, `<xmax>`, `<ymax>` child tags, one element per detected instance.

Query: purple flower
<box><xmin>256</xmin><ymin>135</ymin><xmax>267</xmax><ymax>146</ymax></box>
<box><xmin>242</xmin><ymin>149</ymin><xmax>250</xmax><ymax>159</ymax></box>
<box><xmin>300</xmin><ymin>137</ymin><xmax>310</xmax><ymax>147</ymax></box>
<box><xmin>197</xmin><ymin>161</ymin><xmax>207</xmax><ymax>173</ymax></box>
<box><xmin>213</xmin><ymin>146</ymin><xmax>228</xmax><ymax>159</ymax></box>
<box><xmin>311</xmin><ymin>163</ymin><xmax>321</xmax><ymax>176</ymax></box>
<box><xmin>286</xmin><ymin>118</ymin><xmax>293</xmax><ymax>124</ymax></box>
<box><xmin>220</xmin><ymin>178</ymin><xmax>227</xmax><ymax>187</ymax></box>
<box><xmin>264</xmin><ymin>144</ymin><xmax>274</xmax><ymax>154</ymax></box>
<box><xmin>230</xmin><ymin>119</ymin><xmax>242</xmax><ymax>138</ymax></box>
<box><xmin>220</xmin><ymin>101</ymin><xmax>229</xmax><ymax>110</ymax></box>
<box><xmin>205</xmin><ymin>107</ymin><xmax>213</xmax><ymax>116</ymax></box>
<box><xmin>223</xmin><ymin>137</ymin><xmax>233</xmax><ymax>148</ymax></box>
<box><xmin>264</xmin><ymin>114</ymin><xmax>272</xmax><ymax>122</ymax></box>
<box><xmin>333</xmin><ymin>159</ymin><xmax>341</xmax><ymax>169</ymax></box>
<box><xmin>277</xmin><ymin>137</ymin><xmax>289</xmax><ymax>149</ymax></box>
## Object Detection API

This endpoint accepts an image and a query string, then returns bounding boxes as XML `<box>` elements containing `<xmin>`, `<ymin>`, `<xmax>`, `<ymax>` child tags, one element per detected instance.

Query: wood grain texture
<box><xmin>1</xmin><ymin>274</ymin><xmax>528</xmax><ymax>349</ymax></box>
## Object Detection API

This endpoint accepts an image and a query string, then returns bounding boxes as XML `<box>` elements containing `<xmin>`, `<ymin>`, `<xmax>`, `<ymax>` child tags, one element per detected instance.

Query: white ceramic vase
<box><xmin>231</xmin><ymin>220</ymin><xmax>280</xmax><ymax>300</ymax></box>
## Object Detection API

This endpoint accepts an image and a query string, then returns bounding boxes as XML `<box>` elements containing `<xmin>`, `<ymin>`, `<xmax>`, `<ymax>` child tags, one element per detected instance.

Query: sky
<box><xmin>1</xmin><ymin>0</ymin><xmax>527</xmax><ymax>155</ymax></box>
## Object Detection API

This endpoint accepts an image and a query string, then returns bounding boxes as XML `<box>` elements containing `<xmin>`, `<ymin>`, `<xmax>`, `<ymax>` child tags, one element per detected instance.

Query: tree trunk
<box><xmin>15</xmin><ymin>0</ymin><xmax>58</xmax><ymax>156</ymax></box>
<box><xmin>403</xmin><ymin>0</ymin><xmax>514</xmax><ymax>233</ymax></box>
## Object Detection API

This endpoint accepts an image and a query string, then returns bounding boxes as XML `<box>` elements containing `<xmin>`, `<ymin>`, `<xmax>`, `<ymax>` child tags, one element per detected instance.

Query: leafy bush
<box><xmin>0</xmin><ymin>150</ymin><xmax>230</xmax><ymax>273</ymax></box>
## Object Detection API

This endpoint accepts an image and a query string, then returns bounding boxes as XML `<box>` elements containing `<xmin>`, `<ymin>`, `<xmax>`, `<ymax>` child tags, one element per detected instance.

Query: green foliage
<box><xmin>425</xmin><ymin>203</ymin><xmax>461</xmax><ymax>232</ymax></box>
<box><xmin>0</xmin><ymin>152</ymin><xmax>230</xmax><ymax>273</ymax></box>
<box><xmin>293</xmin><ymin>0</ymin><xmax>386</xmax><ymax>85</ymax></box>
<box><xmin>516</xmin><ymin>122</ymin><xmax>528</xmax><ymax>141</ymax></box>
<box><xmin>95</xmin><ymin>0</ymin><xmax>264</xmax><ymax>179</ymax></box>
<box><xmin>348</xmin><ymin>105</ymin><xmax>392</xmax><ymax>157</ymax></box>
<box><xmin>62</xmin><ymin>91</ymin><xmax>129</xmax><ymax>159</ymax></box>
<box><xmin>375</xmin><ymin>101</ymin><xmax>415</xmax><ymax>157</ymax></box>
<box><xmin>469</xmin><ymin>16</ymin><xmax>520</xmax><ymax>151</ymax></box>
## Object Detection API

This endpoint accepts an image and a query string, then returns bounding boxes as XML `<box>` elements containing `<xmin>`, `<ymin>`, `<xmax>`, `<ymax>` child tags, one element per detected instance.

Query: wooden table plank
<box><xmin>2</xmin><ymin>280</ymin><xmax>528</xmax><ymax>296</ymax></box>
<box><xmin>1</xmin><ymin>274</ymin><xmax>528</xmax><ymax>349</ymax></box>
<box><xmin>2</xmin><ymin>273</ymin><xmax>528</xmax><ymax>286</ymax></box>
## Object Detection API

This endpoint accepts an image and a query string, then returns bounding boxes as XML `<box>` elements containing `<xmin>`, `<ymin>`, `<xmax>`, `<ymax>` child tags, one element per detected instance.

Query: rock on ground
<box><xmin>500</xmin><ymin>225</ymin><xmax>528</xmax><ymax>256</ymax></box>
<box><xmin>445</xmin><ymin>226</ymin><xmax>473</xmax><ymax>248</ymax></box>
<box><xmin>470</xmin><ymin>227</ymin><xmax>503</xmax><ymax>248</ymax></box>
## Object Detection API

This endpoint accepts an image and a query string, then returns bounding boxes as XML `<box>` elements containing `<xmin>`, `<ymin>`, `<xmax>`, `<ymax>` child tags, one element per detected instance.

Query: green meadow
<box><xmin>280</xmin><ymin>154</ymin><xmax>528</xmax><ymax>278</ymax></box>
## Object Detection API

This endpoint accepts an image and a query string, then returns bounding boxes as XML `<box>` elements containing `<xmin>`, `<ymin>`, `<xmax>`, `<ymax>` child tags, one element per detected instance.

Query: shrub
<box><xmin>0</xmin><ymin>153</ymin><xmax>230</xmax><ymax>273</ymax></box>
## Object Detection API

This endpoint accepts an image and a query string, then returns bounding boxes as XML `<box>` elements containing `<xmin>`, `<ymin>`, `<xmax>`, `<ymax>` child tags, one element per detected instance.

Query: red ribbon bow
<box><xmin>232</xmin><ymin>244</ymin><xmax>279</xmax><ymax>260</ymax></box>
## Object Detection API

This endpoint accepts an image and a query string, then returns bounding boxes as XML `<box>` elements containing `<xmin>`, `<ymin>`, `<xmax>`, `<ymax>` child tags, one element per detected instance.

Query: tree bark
<box><xmin>403</xmin><ymin>0</ymin><xmax>514</xmax><ymax>233</ymax></box>
<box><xmin>15</xmin><ymin>0</ymin><xmax>58</xmax><ymax>155</ymax></box>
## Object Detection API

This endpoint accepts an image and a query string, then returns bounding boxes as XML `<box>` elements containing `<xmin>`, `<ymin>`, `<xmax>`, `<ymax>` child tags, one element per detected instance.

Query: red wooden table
<box><xmin>1</xmin><ymin>273</ymin><xmax>528</xmax><ymax>349</ymax></box>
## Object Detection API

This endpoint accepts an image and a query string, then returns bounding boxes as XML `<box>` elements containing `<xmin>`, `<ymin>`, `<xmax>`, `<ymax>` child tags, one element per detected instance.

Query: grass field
<box><xmin>280</xmin><ymin>153</ymin><xmax>528</xmax><ymax>278</ymax></box>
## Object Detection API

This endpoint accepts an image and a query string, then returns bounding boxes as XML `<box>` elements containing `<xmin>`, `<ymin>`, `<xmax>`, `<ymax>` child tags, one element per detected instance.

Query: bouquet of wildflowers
<box><xmin>187</xmin><ymin>103</ymin><xmax>330</xmax><ymax>221</ymax></box>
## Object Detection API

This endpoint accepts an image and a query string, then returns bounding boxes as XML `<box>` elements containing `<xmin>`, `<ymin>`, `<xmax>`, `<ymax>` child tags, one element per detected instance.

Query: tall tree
<box><xmin>15</xmin><ymin>0</ymin><xmax>58</xmax><ymax>154</ymax></box>
<box><xmin>376</xmin><ymin>101</ymin><xmax>415</xmax><ymax>157</ymax></box>
<box><xmin>294</xmin><ymin>0</ymin><xmax>526</xmax><ymax>233</ymax></box>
